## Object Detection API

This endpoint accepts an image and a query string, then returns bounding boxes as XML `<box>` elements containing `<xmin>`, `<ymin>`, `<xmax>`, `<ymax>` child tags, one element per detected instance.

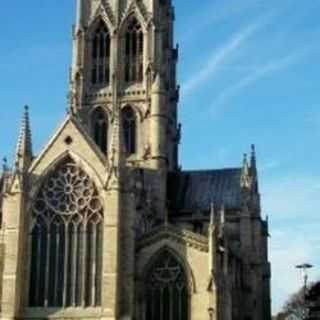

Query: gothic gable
<box><xmin>89</xmin><ymin>1</ymin><xmax>116</xmax><ymax>30</ymax></box>
<box><xmin>119</xmin><ymin>0</ymin><xmax>150</xmax><ymax>29</ymax></box>
<box><xmin>29</xmin><ymin>116</ymin><xmax>107</xmax><ymax>194</ymax></box>
<box><xmin>137</xmin><ymin>224</ymin><xmax>209</xmax><ymax>253</ymax></box>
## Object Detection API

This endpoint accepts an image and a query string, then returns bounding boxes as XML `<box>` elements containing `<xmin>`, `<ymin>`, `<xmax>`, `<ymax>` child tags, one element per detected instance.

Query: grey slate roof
<box><xmin>167</xmin><ymin>168</ymin><xmax>242</xmax><ymax>214</ymax></box>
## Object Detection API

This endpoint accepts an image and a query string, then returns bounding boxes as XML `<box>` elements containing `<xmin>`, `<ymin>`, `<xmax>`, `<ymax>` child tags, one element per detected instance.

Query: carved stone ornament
<box><xmin>33</xmin><ymin>161</ymin><xmax>102</xmax><ymax>221</ymax></box>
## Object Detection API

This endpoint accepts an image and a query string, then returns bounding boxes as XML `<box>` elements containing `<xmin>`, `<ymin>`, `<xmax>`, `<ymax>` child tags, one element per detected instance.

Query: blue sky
<box><xmin>0</xmin><ymin>0</ymin><xmax>319</xmax><ymax>315</ymax></box>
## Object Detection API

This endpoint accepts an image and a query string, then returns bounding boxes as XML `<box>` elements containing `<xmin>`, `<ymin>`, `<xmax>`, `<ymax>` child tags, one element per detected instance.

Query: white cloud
<box><xmin>181</xmin><ymin>16</ymin><xmax>271</xmax><ymax>97</ymax></box>
<box><xmin>210</xmin><ymin>51</ymin><xmax>309</xmax><ymax>116</ymax></box>
<box><xmin>179</xmin><ymin>0</ymin><xmax>261</xmax><ymax>45</ymax></box>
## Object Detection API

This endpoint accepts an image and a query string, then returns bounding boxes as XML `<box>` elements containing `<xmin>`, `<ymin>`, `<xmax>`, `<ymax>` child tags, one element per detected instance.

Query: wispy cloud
<box><xmin>181</xmin><ymin>12</ymin><xmax>276</xmax><ymax>97</ymax></box>
<box><xmin>209</xmin><ymin>50</ymin><xmax>310</xmax><ymax>116</ymax></box>
<box><xmin>180</xmin><ymin>0</ymin><xmax>317</xmax><ymax>101</ymax></box>
<box><xmin>181</xmin><ymin>23</ymin><xmax>259</xmax><ymax>96</ymax></box>
<box><xmin>178</xmin><ymin>0</ymin><xmax>260</xmax><ymax>45</ymax></box>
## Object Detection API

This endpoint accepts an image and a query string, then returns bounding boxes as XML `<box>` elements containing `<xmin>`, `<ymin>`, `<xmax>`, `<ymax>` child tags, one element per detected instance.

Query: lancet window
<box><xmin>122</xmin><ymin>106</ymin><xmax>136</xmax><ymax>155</ymax></box>
<box><xmin>124</xmin><ymin>17</ymin><xmax>144</xmax><ymax>83</ymax></box>
<box><xmin>92</xmin><ymin>107</ymin><xmax>108</xmax><ymax>154</ymax></box>
<box><xmin>145</xmin><ymin>250</ymin><xmax>189</xmax><ymax>320</ymax></box>
<box><xmin>91</xmin><ymin>21</ymin><xmax>110</xmax><ymax>85</ymax></box>
<box><xmin>29</xmin><ymin>160</ymin><xmax>103</xmax><ymax>308</ymax></box>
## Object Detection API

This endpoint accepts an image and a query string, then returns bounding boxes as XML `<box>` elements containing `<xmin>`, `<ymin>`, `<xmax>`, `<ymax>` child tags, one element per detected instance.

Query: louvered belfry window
<box><xmin>125</xmin><ymin>17</ymin><xmax>143</xmax><ymax>83</ymax></box>
<box><xmin>29</xmin><ymin>160</ymin><xmax>103</xmax><ymax>308</ymax></box>
<box><xmin>91</xmin><ymin>21</ymin><xmax>110</xmax><ymax>85</ymax></box>
<box><xmin>145</xmin><ymin>250</ymin><xmax>189</xmax><ymax>320</ymax></box>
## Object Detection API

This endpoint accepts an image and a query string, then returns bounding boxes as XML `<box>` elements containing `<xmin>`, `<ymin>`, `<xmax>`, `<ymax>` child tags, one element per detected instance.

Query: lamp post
<box><xmin>296</xmin><ymin>263</ymin><xmax>313</xmax><ymax>319</ymax></box>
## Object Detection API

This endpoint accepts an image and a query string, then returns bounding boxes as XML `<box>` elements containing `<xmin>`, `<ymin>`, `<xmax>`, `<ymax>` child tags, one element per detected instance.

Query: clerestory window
<box><xmin>91</xmin><ymin>21</ymin><xmax>110</xmax><ymax>85</ymax></box>
<box><xmin>29</xmin><ymin>160</ymin><xmax>103</xmax><ymax>308</ymax></box>
<box><xmin>125</xmin><ymin>17</ymin><xmax>144</xmax><ymax>83</ymax></box>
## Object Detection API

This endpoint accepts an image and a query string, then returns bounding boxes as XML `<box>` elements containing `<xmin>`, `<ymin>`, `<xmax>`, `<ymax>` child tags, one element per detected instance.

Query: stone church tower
<box><xmin>0</xmin><ymin>0</ymin><xmax>271</xmax><ymax>319</ymax></box>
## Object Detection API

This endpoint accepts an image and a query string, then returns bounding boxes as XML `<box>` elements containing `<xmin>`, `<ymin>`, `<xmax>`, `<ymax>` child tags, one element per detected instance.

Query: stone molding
<box><xmin>136</xmin><ymin>224</ymin><xmax>209</xmax><ymax>252</ymax></box>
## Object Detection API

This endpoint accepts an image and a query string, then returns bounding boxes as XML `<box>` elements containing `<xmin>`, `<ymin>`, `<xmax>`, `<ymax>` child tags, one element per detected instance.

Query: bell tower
<box><xmin>69</xmin><ymin>0</ymin><xmax>180</xmax><ymax>171</ymax></box>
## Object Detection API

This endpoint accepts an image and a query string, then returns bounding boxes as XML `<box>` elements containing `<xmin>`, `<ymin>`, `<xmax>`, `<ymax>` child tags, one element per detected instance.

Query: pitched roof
<box><xmin>167</xmin><ymin>168</ymin><xmax>242</xmax><ymax>214</ymax></box>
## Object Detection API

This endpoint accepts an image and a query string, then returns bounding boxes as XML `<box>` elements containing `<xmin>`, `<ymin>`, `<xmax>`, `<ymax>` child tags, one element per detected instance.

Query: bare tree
<box><xmin>282</xmin><ymin>287</ymin><xmax>306</xmax><ymax>319</ymax></box>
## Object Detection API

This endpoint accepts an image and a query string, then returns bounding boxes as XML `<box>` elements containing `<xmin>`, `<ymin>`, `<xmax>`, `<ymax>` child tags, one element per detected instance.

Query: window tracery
<box><xmin>29</xmin><ymin>160</ymin><xmax>103</xmax><ymax>308</ymax></box>
<box><xmin>125</xmin><ymin>17</ymin><xmax>144</xmax><ymax>83</ymax></box>
<box><xmin>145</xmin><ymin>250</ymin><xmax>189</xmax><ymax>320</ymax></box>
<box><xmin>92</xmin><ymin>107</ymin><xmax>108</xmax><ymax>154</ymax></box>
<box><xmin>122</xmin><ymin>106</ymin><xmax>137</xmax><ymax>155</ymax></box>
<box><xmin>91</xmin><ymin>21</ymin><xmax>110</xmax><ymax>85</ymax></box>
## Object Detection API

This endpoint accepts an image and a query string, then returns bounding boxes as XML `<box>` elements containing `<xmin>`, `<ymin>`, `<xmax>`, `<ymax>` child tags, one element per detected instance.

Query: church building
<box><xmin>0</xmin><ymin>0</ymin><xmax>271</xmax><ymax>319</ymax></box>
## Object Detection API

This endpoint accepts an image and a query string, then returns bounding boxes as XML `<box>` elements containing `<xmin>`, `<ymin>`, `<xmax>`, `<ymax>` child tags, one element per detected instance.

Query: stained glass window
<box><xmin>29</xmin><ymin>160</ymin><xmax>103</xmax><ymax>308</ymax></box>
<box><xmin>146</xmin><ymin>250</ymin><xmax>189</xmax><ymax>320</ymax></box>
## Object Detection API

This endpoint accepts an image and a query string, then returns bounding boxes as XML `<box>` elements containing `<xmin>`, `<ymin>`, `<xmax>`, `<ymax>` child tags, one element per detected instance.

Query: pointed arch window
<box><xmin>145</xmin><ymin>250</ymin><xmax>189</xmax><ymax>320</ymax></box>
<box><xmin>29</xmin><ymin>160</ymin><xmax>103</xmax><ymax>308</ymax></box>
<box><xmin>91</xmin><ymin>21</ymin><xmax>110</xmax><ymax>85</ymax></box>
<box><xmin>92</xmin><ymin>107</ymin><xmax>108</xmax><ymax>154</ymax></box>
<box><xmin>125</xmin><ymin>17</ymin><xmax>144</xmax><ymax>83</ymax></box>
<box><xmin>122</xmin><ymin>106</ymin><xmax>137</xmax><ymax>155</ymax></box>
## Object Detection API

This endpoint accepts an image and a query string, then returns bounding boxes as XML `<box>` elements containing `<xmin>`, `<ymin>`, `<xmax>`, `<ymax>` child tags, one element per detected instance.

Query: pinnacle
<box><xmin>15</xmin><ymin>105</ymin><xmax>33</xmax><ymax>168</ymax></box>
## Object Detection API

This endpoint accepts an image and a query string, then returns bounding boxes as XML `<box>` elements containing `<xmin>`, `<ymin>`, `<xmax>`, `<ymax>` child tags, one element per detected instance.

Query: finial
<box><xmin>241</xmin><ymin>151</ymin><xmax>251</xmax><ymax>188</ymax></box>
<box><xmin>243</xmin><ymin>153</ymin><xmax>248</xmax><ymax>168</ymax></box>
<box><xmin>2</xmin><ymin>157</ymin><xmax>8</xmax><ymax>172</ymax></box>
<box><xmin>250</xmin><ymin>144</ymin><xmax>257</xmax><ymax>173</ymax></box>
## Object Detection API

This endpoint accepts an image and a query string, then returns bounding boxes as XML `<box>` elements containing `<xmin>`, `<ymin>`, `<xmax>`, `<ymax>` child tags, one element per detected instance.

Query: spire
<box><xmin>242</xmin><ymin>153</ymin><xmax>249</xmax><ymax>174</ymax></box>
<box><xmin>15</xmin><ymin>105</ymin><xmax>33</xmax><ymax>171</ymax></box>
<box><xmin>240</xmin><ymin>153</ymin><xmax>251</xmax><ymax>189</ymax></box>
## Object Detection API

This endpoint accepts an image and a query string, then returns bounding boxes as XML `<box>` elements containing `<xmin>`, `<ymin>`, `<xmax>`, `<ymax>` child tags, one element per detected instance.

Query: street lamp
<box><xmin>296</xmin><ymin>263</ymin><xmax>313</xmax><ymax>319</ymax></box>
